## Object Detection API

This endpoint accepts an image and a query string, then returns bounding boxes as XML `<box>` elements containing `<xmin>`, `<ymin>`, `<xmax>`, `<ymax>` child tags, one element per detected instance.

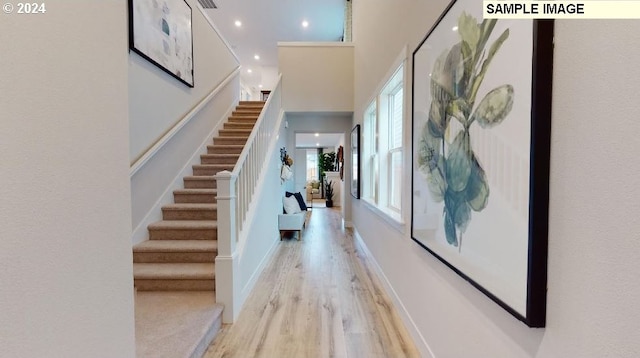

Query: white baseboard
<box><xmin>353</xmin><ymin>228</ymin><xmax>435</xmax><ymax>358</ymax></box>
<box><xmin>130</xmin><ymin>102</ymin><xmax>237</xmax><ymax>245</ymax></box>
<box><xmin>240</xmin><ymin>235</ymin><xmax>280</xmax><ymax>305</ymax></box>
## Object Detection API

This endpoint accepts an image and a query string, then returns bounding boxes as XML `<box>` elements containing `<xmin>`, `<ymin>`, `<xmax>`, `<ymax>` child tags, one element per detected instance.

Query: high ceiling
<box><xmin>204</xmin><ymin>0</ymin><xmax>345</xmax><ymax>91</ymax></box>
<box><xmin>296</xmin><ymin>133</ymin><xmax>343</xmax><ymax>148</ymax></box>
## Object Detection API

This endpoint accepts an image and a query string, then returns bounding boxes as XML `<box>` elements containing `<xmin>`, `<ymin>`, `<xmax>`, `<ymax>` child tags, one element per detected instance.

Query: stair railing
<box><xmin>214</xmin><ymin>75</ymin><xmax>282</xmax><ymax>322</ymax></box>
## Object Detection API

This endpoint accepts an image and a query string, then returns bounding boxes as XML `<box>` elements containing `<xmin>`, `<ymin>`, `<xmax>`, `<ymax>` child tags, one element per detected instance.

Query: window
<box><xmin>306</xmin><ymin>150</ymin><xmax>318</xmax><ymax>181</ymax></box>
<box><xmin>388</xmin><ymin>83</ymin><xmax>403</xmax><ymax>211</ymax></box>
<box><xmin>362</xmin><ymin>63</ymin><xmax>404</xmax><ymax>220</ymax></box>
<box><xmin>363</xmin><ymin>102</ymin><xmax>378</xmax><ymax>201</ymax></box>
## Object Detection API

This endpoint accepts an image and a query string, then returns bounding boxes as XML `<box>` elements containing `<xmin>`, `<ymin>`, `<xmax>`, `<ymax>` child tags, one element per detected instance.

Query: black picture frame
<box><xmin>410</xmin><ymin>0</ymin><xmax>552</xmax><ymax>328</ymax></box>
<box><xmin>350</xmin><ymin>124</ymin><xmax>360</xmax><ymax>199</ymax></box>
<box><xmin>129</xmin><ymin>0</ymin><xmax>194</xmax><ymax>87</ymax></box>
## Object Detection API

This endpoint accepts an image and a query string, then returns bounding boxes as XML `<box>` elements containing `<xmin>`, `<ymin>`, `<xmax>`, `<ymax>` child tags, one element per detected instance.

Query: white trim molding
<box><xmin>130</xmin><ymin>66</ymin><xmax>240</xmax><ymax>176</ymax></box>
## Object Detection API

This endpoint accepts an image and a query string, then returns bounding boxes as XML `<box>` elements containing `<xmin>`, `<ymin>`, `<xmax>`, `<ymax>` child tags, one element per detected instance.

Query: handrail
<box><xmin>130</xmin><ymin>66</ymin><xmax>241</xmax><ymax>177</ymax></box>
<box><xmin>214</xmin><ymin>76</ymin><xmax>283</xmax><ymax>322</ymax></box>
<box><xmin>231</xmin><ymin>74</ymin><xmax>282</xmax><ymax>177</ymax></box>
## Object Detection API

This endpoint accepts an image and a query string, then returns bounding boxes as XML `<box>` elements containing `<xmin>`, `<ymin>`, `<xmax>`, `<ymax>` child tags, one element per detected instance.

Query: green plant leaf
<box><xmin>431</xmin><ymin>43</ymin><xmax>467</xmax><ymax>100</ymax></box>
<box><xmin>458</xmin><ymin>12</ymin><xmax>480</xmax><ymax>53</ymax></box>
<box><xmin>447</xmin><ymin>98</ymin><xmax>471</xmax><ymax>126</ymax></box>
<box><xmin>429</xmin><ymin>99</ymin><xmax>449</xmax><ymax>137</ymax></box>
<box><xmin>417</xmin><ymin>121</ymin><xmax>440</xmax><ymax>168</ymax></box>
<box><xmin>446</xmin><ymin>43</ymin><xmax>467</xmax><ymax>98</ymax></box>
<box><xmin>446</xmin><ymin>130</ymin><xmax>472</xmax><ymax>192</ymax></box>
<box><xmin>476</xmin><ymin>19</ymin><xmax>497</xmax><ymax>62</ymax></box>
<box><xmin>466</xmin><ymin>155</ymin><xmax>490</xmax><ymax>211</ymax></box>
<box><xmin>454</xmin><ymin>201</ymin><xmax>471</xmax><ymax>232</ymax></box>
<box><xmin>469</xmin><ymin>28</ymin><xmax>510</xmax><ymax>104</ymax></box>
<box><xmin>472</xmin><ymin>84</ymin><xmax>514</xmax><ymax>129</ymax></box>
<box><xmin>427</xmin><ymin>155</ymin><xmax>447</xmax><ymax>202</ymax></box>
<box><xmin>460</xmin><ymin>40</ymin><xmax>474</xmax><ymax>90</ymax></box>
<box><xmin>418</xmin><ymin>123</ymin><xmax>446</xmax><ymax>202</ymax></box>
<box><xmin>431</xmin><ymin>50</ymin><xmax>455</xmax><ymax>101</ymax></box>
<box><xmin>444</xmin><ymin>210</ymin><xmax>458</xmax><ymax>246</ymax></box>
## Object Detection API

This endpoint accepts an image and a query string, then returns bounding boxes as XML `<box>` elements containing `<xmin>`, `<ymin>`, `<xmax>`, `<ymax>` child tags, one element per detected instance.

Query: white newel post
<box><xmin>214</xmin><ymin>170</ymin><xmax>240</xmax><ymax>323</ymax></box>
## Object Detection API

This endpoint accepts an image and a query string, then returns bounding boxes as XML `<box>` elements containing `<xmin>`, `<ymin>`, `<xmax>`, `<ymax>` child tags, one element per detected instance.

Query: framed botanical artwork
<box><xmin>411</xmin><ymin>0</ymin><xmax>553</xmax><ymax>327</ymax></box>
<box><xmin>351</xmin><ymin>125</ymin><xmax>360</xmax><ymax>199</ymax></box>
<box><xmin>129</xmin><ymin>0</ymin><xmax>194</xmax><ymax>87</ymax></box>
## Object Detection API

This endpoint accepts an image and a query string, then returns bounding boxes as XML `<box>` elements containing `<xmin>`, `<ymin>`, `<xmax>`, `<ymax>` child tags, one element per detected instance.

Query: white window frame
<box><xmin>361</xmin><ymin>56</ymin><xmax>406</xmax><ymax>226</ymax></box>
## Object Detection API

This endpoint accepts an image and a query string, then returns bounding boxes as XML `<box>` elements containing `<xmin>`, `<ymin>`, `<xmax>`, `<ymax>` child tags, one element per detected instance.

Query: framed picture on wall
<box><xmin>351</xmin><ymin>125</ymin><xmax>360</xmax><ymax>199</ymax></box>
<box><xmin>129</xmin><ymin>0</ymin><xmax>194</xmax><ymax>87</ymax></box>
<box><xmin>411</xmin><ymin>0</ymin><xmax>553</xmax><ymax>327</ymax></box>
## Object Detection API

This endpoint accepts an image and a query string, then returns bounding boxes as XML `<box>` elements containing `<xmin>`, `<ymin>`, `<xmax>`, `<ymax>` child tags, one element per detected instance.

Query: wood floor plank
<box><xmin>203</xmin><ymin>207</ymin><xmax>420</xmax><ymax>358</ymax></box>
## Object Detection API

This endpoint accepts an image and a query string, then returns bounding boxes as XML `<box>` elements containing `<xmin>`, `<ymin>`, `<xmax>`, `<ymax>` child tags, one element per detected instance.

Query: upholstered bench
<box><xmin>279</xmin><ymin>192</ymin><xmax>310</xmax><ymax>240</ymax></box>
<box><xmin>278</xmin><ymin>212</ymin><xmax>307</xmax><ymax>240</ymax></box>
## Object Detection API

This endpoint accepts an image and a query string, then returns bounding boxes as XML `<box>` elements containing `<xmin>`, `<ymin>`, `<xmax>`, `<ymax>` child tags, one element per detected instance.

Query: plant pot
<box><xmin>326</xmin><ymin>200</ymin><xmax>333</xmax><ymax>208</ymax></box>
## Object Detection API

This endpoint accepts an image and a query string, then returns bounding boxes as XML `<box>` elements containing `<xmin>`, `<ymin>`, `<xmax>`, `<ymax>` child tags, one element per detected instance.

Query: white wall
<box><xmin>278</xmin><ymin>43</ymin><xmax>354</xmax><ymax>112</ymax></box>
<box><xmin>352</xmin><ymin>1</ymin><xmax>640</xmax><ymax>357</ymax></box>
<box><xmin>129</xmin><ymin>0</ymin><xmax>239</xmax><ymax>162</ymax></box>
<box><xmin>129</xmin><ymin>2</ymin><xmax>240</xmax><ymax>242</ymax></box>
<box><xmin>239</xmin><ymin>114</ymin><xmax>288</xmax><ymax>301</ymax></box>
<box><xmin>286</xmin><ymin>114</ymin><xmax>354</xmax><ymax>224</ymax></box>
<box><xmin>0</xmin><ymin>2</ymin><xmax>135</xmax><ymax>357</ymax></box>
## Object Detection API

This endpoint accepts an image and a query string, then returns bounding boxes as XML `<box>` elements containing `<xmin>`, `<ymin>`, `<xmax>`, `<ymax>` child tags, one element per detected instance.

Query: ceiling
<box><xmin>296</xmin><ymin>133</ymin><xmax>343</xmax><ymax>148</ymax></box>
<box><xmin>204</xmin><ymin>0</ymin><xmax>346</xmax><ymax>91</ymax></box>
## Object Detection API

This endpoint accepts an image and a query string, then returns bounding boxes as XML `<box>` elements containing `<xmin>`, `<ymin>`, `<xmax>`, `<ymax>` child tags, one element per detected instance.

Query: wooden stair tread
<box><xmin>134</xmin><ymin>263</ymin><xmax>215</xmax><ymax>279</ymax></box>
<box><xmin>134</xmin><ymin>240</ymin><xmax>217</xmax><ymax>252</ymax></box>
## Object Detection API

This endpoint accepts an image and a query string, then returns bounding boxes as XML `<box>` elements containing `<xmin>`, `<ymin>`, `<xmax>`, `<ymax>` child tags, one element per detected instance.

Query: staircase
<box><xmin>133</xmin><ymin>101</ymin><xmax>264</xmax><ymax>290</ymax></box>
<box><xmin>133</xmin><ymin>101</ymin><xmax>265</xmax><ymax>358</ymax></box>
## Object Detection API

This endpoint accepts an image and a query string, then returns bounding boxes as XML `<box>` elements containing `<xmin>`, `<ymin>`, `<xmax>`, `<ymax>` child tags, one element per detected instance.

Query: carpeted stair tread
<box><xmin>192</xmin><ymin>164</ymin><xmax>235</xmax><ymax>170</ymax></box>
<box><xmin>134</xmin><ymin>240</ymin><xmax>217</xmax><ymax>253</ymax></box>
<box><xmin>134</xmin><ymin>263</ymin><xmax>215</xmax><ymax>279</ymax></box>
<box><xmin>219</xmin><ymin>129</ymin><xmax>252</xmax><ymax>137</ymax></box>
<box><xmin>227</xmin><ymin>116</ymin><xmax>258</xmax><ymax>121</ymax></box>
<box><xmin>224</xmin><ymin>122</ymin><xmax>255</xmax><ymax>129</ymax></box>
<box><xmin>211</xmin><ymin>137</ymin><xmax>249</xmax><ymax>145</ymax></box>
<box><xmin>183</xmin><ymin>176</ymin><xmax>217</xmax><ymax>189</ymax></box>
<box><xmin>148</xmin><ymin>220</ymin><xmax>217</xmax><ymax>230</ymax></box>
<box><xmin>162</xmin><ymin>203</ymin><xmax>217</xmax><ymax>220</ymax></box>
<box><xmin>135</xmin><ymin>292</ymin><xmax>223</xmax><ymax>358</ymax></box>
<box><xmin>162</xmin><ymin>203</ymin><xmax>217</xmax><ymax>211</ymax></box>
<box><xmin>206</xmin><ymin>144</ymin><xmax>244</xmax><ymax>154</ymax></box>
<box><xmin>199</xmin><ymin>156</ymin><xmax>239</xmax><ymax>165</ymax></box>
<box><xmin>173</xmin><ymin>189</ymin><xmax>217</xmax><ymax>194</ymax></box>
<box><xmin>192</xmin><ymin>164</ymin><xmax>235</xmax><ymax>176</ymax></box>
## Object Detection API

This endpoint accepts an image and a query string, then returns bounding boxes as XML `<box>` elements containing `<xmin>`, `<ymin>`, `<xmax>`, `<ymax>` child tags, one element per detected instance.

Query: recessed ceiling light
<box><xmin>316</xmin><ymin>143</ymin><xmax>320</xmax><ymax>146</ymax></box>
<box><xmin>254</xmin><ymin>54</ymin><xmax>260</xmax><ymax>60</ymax></box>
<box><xmin>302</xmin><ymin>20</ymin><xmax>309</xmax><ymax>28</ymax></box>
<box><xmin>452</xmin><ymin>26</ymin><xmax>458</xmax><ymax>31</ymax></box>
<box><xmin>234</xmin><ymin>20</ymin><xmax>242</xmax><ymax>27</ymax></box>
<box><xmin>247</xmin><ymin>69</ymin><xmax>252</xmax><ymax>73</ymax></box>
<box><xmin>315</xmin><ymin>133</ymin><xmax>319</xmax><ymax>137</ymax></box>
<box><xmin>258</xmin><ymin>84</ymin><xmax>263</xmax><ymax>88</ymax></box>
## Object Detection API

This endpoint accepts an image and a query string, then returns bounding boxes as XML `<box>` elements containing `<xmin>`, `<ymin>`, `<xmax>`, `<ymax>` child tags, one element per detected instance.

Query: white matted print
<box><xmin>411</xmin><ymin>0</ymin><xmax>553</xmax><ymax>327</ymax></box>
<box><xmin>130</xmin><ymin>0</ymin><xmax>194</xmax><ymax>87</ymax></box>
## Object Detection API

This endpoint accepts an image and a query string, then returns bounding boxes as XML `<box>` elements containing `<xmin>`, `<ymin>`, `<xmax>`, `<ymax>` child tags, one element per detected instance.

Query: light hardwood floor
<box><xmin>203</xmin><ymin>206</ymin><xmax>420</xmax><ymax>358</ymax></box>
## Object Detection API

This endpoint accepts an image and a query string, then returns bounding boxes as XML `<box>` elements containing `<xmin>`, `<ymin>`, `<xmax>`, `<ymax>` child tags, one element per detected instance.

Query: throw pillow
<box><xmin>283</xmin><ymin>195</ymin><xmax>302</xmax><ymax>214</ymax></box>
<box><xmin>286</xmin><ymin>191</ymin><xmax>308</xmax><ymax>211</ymax></box>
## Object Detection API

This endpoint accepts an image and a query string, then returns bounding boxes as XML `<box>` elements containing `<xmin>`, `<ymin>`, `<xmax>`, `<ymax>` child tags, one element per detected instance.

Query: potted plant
<box><xmin>318</xmin><ymin>151</ymin><xmax>336</xmax><ymax>179</ymax></box>
<box><xmin>325</xmin><ymin>180</ymin><xmax>334</xmax><ymax>207</ymax></box>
